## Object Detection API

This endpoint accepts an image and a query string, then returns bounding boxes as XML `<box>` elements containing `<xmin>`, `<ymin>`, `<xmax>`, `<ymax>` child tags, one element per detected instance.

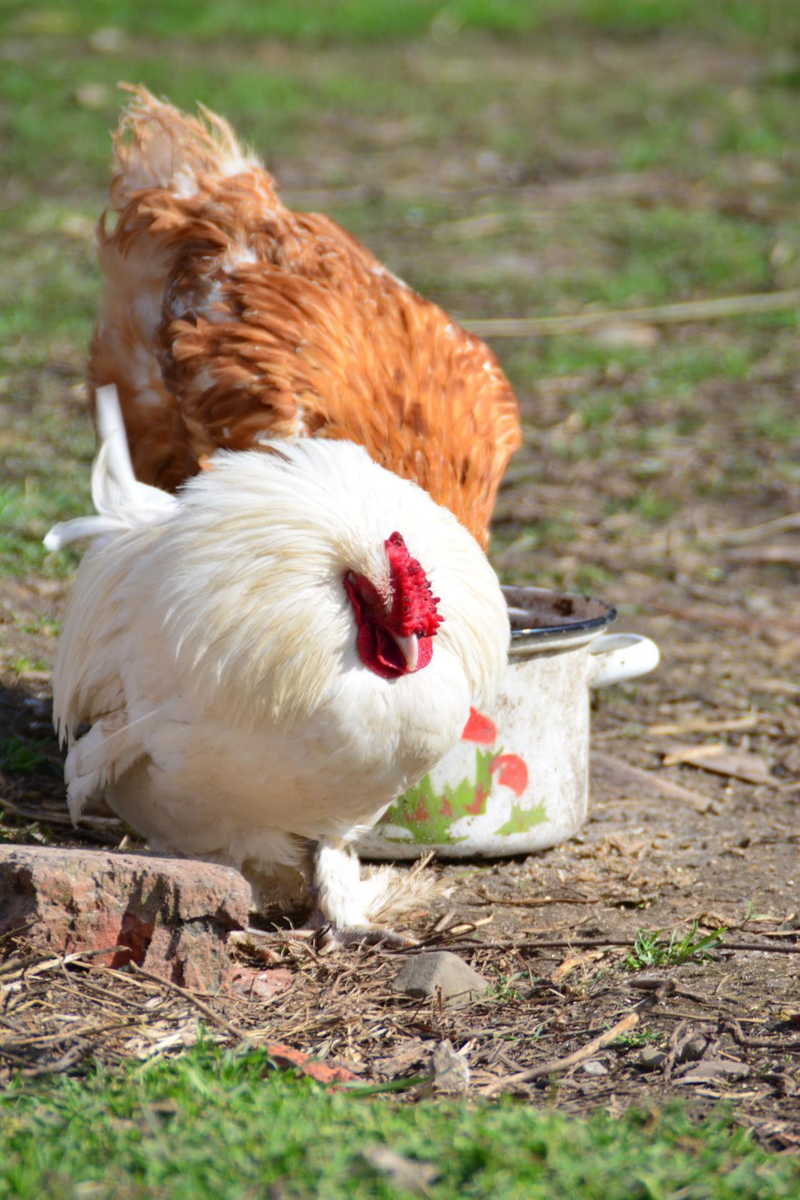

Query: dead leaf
<box><xmin>60</xmin><ymin>214</ymin><xmax>95</xmax><ymax>241</ymax></box>
<box><xmin>88</xmin><ymin>26</ymin><xmax>126</xmax><ymax>52</ymax></box>
<box><xmin>551</xmin><ymin>949</ymin><xmax>605</xmax><ymax>984</ymax></box>
<box><xmin>432</xmin><ymin>1039</ymin><xmax>470</xmax><ymax>1094</ymax></box>
<box><xmin>664</xmin><ymin>746</ymin><xmax>776</xmax><ymax>786</ymax></box>
<box><xmin>372</xmin><ymin>1039</ymin><xmax>429</xmax><ymax>1078</ymax></box>
<box><xmin>697</xmin><ymin>911</ymin><xmax>736</xmax><ymax>930</ymax></box>
<box><xmin>596</xmin><ymin>833</ymin><xmax>651</xmax><ymax>861</ymax></box>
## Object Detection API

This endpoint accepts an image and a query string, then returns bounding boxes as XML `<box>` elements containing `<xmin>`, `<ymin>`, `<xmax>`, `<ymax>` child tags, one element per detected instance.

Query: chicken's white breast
<box><xmin>50</xmin><ymin>390</ymin><xmax>509</xmax><ymax>935</ymax></box>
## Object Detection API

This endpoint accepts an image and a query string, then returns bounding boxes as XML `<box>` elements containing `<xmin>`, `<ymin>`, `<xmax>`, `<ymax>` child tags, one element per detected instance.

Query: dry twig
<box><xmin>128</xmin><ymin>963</ymin><xmax>245</xmax><ymax>1042</ymax></box>
<box><xmin>591</xmin><ymin>751</ymin><xmax>713</xmax><ymax>812</ymax></box>
<box><xmin>722</xmin><ymin>1020</ymin><xmax>800</xmax><ymax>1052</ymax></box>
<box><xmin>646</xmin><ymin>714</ymin><xmax>761</xmax><ymax>738</ymax></box>
<box><xmin>480</xmin><ymin>1010</ymin><xmax>640</xmax><ymax>1095</ymax></box>
<box><xmin>715</xmin><ymin>511</ymin><xmax>800</xmax><ymax>548</ymax></box>
<box><xmin>464</xmin><ymin>289</ymin><xmax>800</xmax><ymax>339</ymax></box>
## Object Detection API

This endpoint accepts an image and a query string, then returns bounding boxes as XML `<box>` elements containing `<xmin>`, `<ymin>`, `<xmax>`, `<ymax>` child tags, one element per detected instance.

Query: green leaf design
<box><xmin>382</xmin><ymin>748</ymin><xmax>500</xmax><ymax>845</ymax></box>
<box><xmin>493</xmin><ymin>799</ymin><xmax>547</xmax><ymax>837</ymax></box>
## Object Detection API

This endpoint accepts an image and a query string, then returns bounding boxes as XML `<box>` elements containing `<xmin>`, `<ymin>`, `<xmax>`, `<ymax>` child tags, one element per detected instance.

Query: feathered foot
<box><xmin>306</xmin><ymin>921</ymin><xmax>417</xmax><ymax>953</ymax></box>
<box><xmin>234</xmin><ymin>842</ymin><xmax>447</xmax><ymax>955</ymax></box>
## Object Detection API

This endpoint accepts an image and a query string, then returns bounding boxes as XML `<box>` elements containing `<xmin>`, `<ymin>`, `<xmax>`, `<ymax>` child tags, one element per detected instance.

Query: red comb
<box><xmin>384</xmin><ymin>532</ymin><xmax>442</xmax><ymax>638</ymax></box>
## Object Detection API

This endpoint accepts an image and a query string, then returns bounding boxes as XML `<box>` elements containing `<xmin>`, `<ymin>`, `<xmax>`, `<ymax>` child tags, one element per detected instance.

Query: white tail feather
<box><xmin>44</xmin><ymin>385</ymin><xmax>180</xmax><ymax>551</ymax></box>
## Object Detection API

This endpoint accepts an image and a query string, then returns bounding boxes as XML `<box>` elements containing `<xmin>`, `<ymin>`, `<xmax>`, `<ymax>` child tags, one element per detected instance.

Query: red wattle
<box><xmin>356</xmin><ymin>620</ymin><xmax>433</xmax><ymax>680</ymax></box>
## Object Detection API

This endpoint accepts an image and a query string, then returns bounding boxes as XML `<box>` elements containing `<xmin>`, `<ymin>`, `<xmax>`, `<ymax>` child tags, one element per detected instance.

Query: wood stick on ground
<box><xmin>463</xmin><ymin>289</ymin><xmax>800</xmax><ymax>339</ymax></box>
<box><xmin>661</xmin><ymin>744</ymin><xmax>727</xmax><ymax>768</ymax></box>
<box><xmin>468</xmin><ymin>896</ymin><xmax>597</xmax><ymax>909</ymax></box>
<box><xmin>722</xmin><ymin>1020</ymin><xmax>800</xmax><ymax>1052</ymax></box>
<box><xmin>128</xmin><ymin>963</ymin><xmax>245</xmax><ymax>1042</ymax></box>
<box><xmin>645</xmin><ymin>714</ymin><xmax>760</xmax><ymax>738</ymax></box>
<box><xmin>17</xmin><ymin>946</ymin><xmax>125</xmax><ymax>981</ymax></box>
<box><xmin>445</xmin><ymin>937</ymin><xmax>800</xmax><ymax>955</ymax></box>
<box><xmin>481</xmin><ymin>1010</ymin><xmax>640</xmax><ymax>1095</ymax></box>
<box><xmin>716</xmin><ymin>510</ymin><xmax>800</xmax><ymax>548</ymax></box>
<box><xmin>590</xmin><ymin>751</ymin><xmax>713</xmax><ymax>812</ymax></box>
<box><xmin>664</xmin><ymin>1019</ymin><xmax>691</xmax><ymax>1084</ymax></box>
<box><xmin>725</xmin><ymin>546</ymin><xmax>800</xmax><ymax>565</ymax></box>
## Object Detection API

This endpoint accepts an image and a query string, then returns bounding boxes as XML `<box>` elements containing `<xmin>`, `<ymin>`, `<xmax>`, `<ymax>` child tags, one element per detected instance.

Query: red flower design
<box><xmin>461</xmin><ymin>707</ymin><xmax>497</xmax><ymax>744</ymax></box>
<box><xmin>409</xmin><ymin>798</ymin><xmax>429</xmax><ymax>822</ymax></box>
<box><xmin>490</xmin><ymin>754</ymin><xmax>529</xmax><ymax>797</ymax></box>
<box><xmin>465</xmin><ymin>783</ymin><xmax>489</xmax><ymax>815</ymax></box>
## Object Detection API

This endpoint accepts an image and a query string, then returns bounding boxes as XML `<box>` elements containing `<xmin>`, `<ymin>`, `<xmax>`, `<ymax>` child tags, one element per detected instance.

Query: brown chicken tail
<box><xmin>109</xmin><ymin>83</ymin><xmax>261</xmax><ymax>211</ymax></box>
<box><xmin>89</xmin><ymin>86</ymin><xmax>271</xmax><ymax>491</ymax></box>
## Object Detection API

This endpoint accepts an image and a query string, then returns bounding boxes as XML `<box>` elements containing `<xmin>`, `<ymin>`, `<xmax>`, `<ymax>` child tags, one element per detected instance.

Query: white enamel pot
<box><xmin>357</xmin><ymin>586</ymin><xmax>659</xmax><ymax>860</ymax></box>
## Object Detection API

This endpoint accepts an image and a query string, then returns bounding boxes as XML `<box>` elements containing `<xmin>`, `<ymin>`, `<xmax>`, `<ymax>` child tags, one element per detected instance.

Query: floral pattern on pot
<box><xmin>381</xmin><ymin>708</ymin><xmax>544</xmax><ymax>845</ymax></box>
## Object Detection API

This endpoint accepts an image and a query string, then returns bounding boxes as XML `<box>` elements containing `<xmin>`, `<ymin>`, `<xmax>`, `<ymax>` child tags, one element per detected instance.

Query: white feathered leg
<box><xmin>305</xmin><ymin>839</ymin><xmax>451</xmax><ymax>949</ymax></box>
<box><xmin>310</xmin><ymin>841</ymin><xmax>370</xmax><ymax>930</ymax></box>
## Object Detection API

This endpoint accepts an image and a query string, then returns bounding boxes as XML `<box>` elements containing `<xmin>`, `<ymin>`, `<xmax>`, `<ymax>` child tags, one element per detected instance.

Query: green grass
<box><xmin>0</xmin><ymin>0</ymin><xmax>799</xmax><ymax>1188</ymax></box>
<box><xmin>0</xmin><ymin>482</ymin><xmax>88</xmax><ymax>579</ymax></box>
<box><xmin>624</xmin><ymin>923</ymin><xmax>728</xmax><ymax>971</ymax></box>
<box><xmin>0</xmin><ymin>734</ymin><xmax>56</xmax><ymax>775</ymax></box>
<box><xmin>612</xmin><ymin>1027</ymin><xmax>665</xmax><ymax>1049</ymax></box>
<box><xmin>6</xmin><ymin>0</ymin><xmax>794</xmax><ymax>571</ymax></box>
<box><xmin>1</xmin><ymin>1042</ymin><xmax>798</xmax><ymax>1200</ymax></box>
<box><xmin>4</xmin><ymin>0</ymin><xmax>800</xmax><ymax>43</ymax></box>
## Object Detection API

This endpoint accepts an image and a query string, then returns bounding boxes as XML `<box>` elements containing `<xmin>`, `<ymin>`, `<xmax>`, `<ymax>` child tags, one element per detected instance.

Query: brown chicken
<box><xmin>89</xmin><ymin>85</ymin><xmax>521</xmax><ymax>548</ymax></box>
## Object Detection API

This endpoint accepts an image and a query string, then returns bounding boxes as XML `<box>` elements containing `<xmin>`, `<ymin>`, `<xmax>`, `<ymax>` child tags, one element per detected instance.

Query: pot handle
<box><xmin>588</xmin><ymin>633</ymin><xmax>660</xmax><ymax>688</ymax></box>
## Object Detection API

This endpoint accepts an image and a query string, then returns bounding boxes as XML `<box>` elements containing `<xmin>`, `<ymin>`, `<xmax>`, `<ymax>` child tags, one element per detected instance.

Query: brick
<box><xmin>0</xmin><ymin>845</ymin><xmax>251</xmax><ymax>992</ymax></box>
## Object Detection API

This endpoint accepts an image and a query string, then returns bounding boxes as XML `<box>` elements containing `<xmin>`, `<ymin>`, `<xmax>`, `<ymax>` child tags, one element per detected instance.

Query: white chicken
<box><xmin>47</xmin><ymin>387</ymin><xmax>509</xmax><ymax>943</ymax></box>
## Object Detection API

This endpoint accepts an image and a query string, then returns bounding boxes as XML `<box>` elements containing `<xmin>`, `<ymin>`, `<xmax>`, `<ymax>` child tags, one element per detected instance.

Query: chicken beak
<box><xmin>392</xmin><ymin>632</ymin><xmax>419</xmax><ymax>672</ymax></box>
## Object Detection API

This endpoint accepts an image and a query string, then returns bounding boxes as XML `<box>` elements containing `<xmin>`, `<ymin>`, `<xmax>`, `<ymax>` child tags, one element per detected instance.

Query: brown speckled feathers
<box><xmin>89</xmin><ymin>86</ymin><xmax>521</xmax><ymax>547</ymax></box>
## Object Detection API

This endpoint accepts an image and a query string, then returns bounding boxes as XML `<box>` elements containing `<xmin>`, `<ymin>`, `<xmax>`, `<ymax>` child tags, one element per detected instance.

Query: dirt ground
<box><xmin>2</xmin><ymin>433</ymin><xmax>799</xmax><ymax>1151</ymax></box>
<box><xmin>1</xmin><ymin>18</ymin><xmax>799</xmax><ymax>1156</ymax></box>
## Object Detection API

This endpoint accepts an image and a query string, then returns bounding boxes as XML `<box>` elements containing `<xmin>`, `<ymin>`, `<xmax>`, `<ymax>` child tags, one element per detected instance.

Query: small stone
<box><xmin>0</xmin><ymin>845</ymin><xmax>251</xmax><ymax>992</ymax></box>
<box><xmin>678</xmin><ymin>1058</ymin><xmax>752</xmax><ymax>1085</ymax></box>
<box><xmin>581</xmin><ymin>1060</ymin><xmax>608</xmax><ymax>1076</ymax></box>
<box><xmin>677</xmin><ymin>1036</ymin><xmax>709</xmax><ymax>1064</ymax></box>
<box><xmin>73</xmin><ymin>83</ymin><xmax>113</xmax><ymax>110</ymax></box>
<box><xmin>639</xmin><ymin>1047</ymin><xmax>667</xmax><ymax>1071</ymax></box>
<box><xmin>392</xmin><ymin>951</ymin><xmax>489</xmax><ymax>1007</ymax></box>
<box><xmin>591</xmin><ymin>322</ymin><xmax>660</xmax><ymax>349</ymax></box>
<box><xmin>88</xmin><ymin>26</ymin><xmax>126</xmax><ymax>53</ymax></box>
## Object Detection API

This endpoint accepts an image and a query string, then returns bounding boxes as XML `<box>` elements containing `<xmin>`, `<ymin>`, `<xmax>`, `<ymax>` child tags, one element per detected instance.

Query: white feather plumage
<box><xmin>48</xmin><ymin>387</ymin><xmax>509</xmax><ymax>933</ymax></box>
<box><xmin>44</xmin><ymin>385</ymin><xmax>178</xmax><ymax>551</ymax></box>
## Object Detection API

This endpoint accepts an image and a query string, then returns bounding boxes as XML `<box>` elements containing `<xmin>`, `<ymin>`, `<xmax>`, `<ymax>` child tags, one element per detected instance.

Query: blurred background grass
<box><xmin>1</xmin><ymin>0</ymin><xmax>798</xmax><ymax>582</ymax></box>
<box><xmin>1</xmin><ymin>6</ymin><xmax>800</xmax><ymax>1187</ymax></box>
